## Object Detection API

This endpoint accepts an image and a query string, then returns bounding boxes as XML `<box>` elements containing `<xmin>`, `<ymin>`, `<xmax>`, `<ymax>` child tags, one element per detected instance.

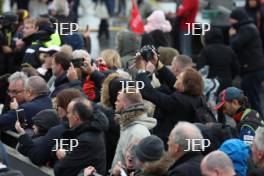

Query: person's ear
<box><xmin>174</xmin><ymin>144</ymin><xmax>181</xmax><ymax>154</ymax></box>
<box><xmin>231</xmin><ymin>99</ymin><xmax>240</xmax><ymax>107</ymax></box>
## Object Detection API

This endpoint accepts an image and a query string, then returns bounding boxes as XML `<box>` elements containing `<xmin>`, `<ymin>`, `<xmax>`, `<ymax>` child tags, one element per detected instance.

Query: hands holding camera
<box><xmin>135</xmin><ymin>45</ymin><xmax>162</xmax><ymax>72</ymax></box>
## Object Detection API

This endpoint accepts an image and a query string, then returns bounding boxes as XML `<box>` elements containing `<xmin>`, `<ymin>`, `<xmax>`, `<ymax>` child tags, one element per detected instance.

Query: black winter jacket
<box><xmin>168</xmin><ymin>152</ymin><xmax>203</xmax><ymax>176</ymax></box>
<box><xmin>18</xmin><ymin>120</ymin><xmax>69</xmax><ymax>166</ymax></box>
<box><xmin>197</xmin><ymin>28</ymin><xmax>240</xmax><ymax>92</ymax></box>
<box><xmin>53</xmin><ymin>111</ymin><xmax>109</xmax><ymax>176</ymax></box>
<box><xmin>136</xmin><ymin>67</ymin><xmax>203</xmax><ymax>143</ymax></box>
<box><xmin>230</xmin><ymin>12</ymin><xmax>264</xmax><ymax>74</ymax></box>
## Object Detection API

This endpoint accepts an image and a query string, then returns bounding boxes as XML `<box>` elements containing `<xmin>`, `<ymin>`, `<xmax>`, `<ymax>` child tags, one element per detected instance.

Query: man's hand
<box><xmin>10</xmin><ymin>98</ymin><xmax>18</xmax><ymax>110</ymax></box>
<box><xmin>149</xmin><ymin>49</ymin><xmax>159</xmax><ymax>66</ymax></box>
<box><xmin>56</xmin><ymin>149</ymin><xmax>66</xmax><ymax>160</ymax></box>
<box><xmin>15</xmin><ymin>121</ymin><xmax>25</xmax><ymax>135</ymax></box>
<box><xmin>67</xmin><ymin>63</ymin><xmax>78</xmax><ymax>81</ymax></box>
<box><xmin>15</xmin><ymin>39</ymin><xmax>24</xmax><ymax>50</ymax></box>
<box><xmin>229</xmin><ymin>27</ymin><xmax>237</xmax><ymax>36</ymax></box>
<box><xmin>112</xmin><ymin>161</ymin><xmax>126</xmax><ymax>176</ymax></box>
<box><xmin>84</xmin><ymin>166</ymin><xmax>96</xmax><ymax>176</ymax></box>
<box><xmin>135</xmin><ymin>55</ymin><xmax>147</xmax><ymax>70</ymax></box>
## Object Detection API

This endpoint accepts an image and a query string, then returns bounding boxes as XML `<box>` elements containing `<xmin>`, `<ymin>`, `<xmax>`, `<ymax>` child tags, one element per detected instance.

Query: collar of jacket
<box><xmin>233</xmin><ymin>106</ymin><xmax>246</xmax><ymax>122</ymax></box>
<box><xmin>169</xmin><ymin>151</ymin><xmax>202</xmax><ymax>171</ymax></box>
<box><xmin>30</xmin><ymin>94</ymin><xmax>49</xmax><ymax>102</ymax></box>
<box><xmin>137</xmin><ymin>153</ymin><xmax>174</xmax><ymax>176</ymax></box>
<box><xmin>63</xmin><ymin>110</ymin><xmax>109</xmax><ymax>138</ymax></box>
<box><xmin>115</xmin><ymin>103</ymin><xmax>147</xmax><ymax>126</ymax></box>
<box><xmin>54</xmin><ymin>71</ymin><xmax>69</xmax><ymax>87</ymax></box>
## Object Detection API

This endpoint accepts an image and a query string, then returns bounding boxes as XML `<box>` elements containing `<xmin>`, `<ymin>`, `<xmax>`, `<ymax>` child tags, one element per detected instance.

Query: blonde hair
<box><xmin>100</xmin><ymin>49</ymin><xmax>121</xmax><ymax>69</ymax></box>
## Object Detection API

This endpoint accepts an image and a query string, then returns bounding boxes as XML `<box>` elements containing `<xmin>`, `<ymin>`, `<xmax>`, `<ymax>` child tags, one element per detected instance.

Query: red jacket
<box><xmin>82</xmin><ymin>65</ymin><xmax>108</xmax><ymax>101</ymax></box>
<box><xmin>176</xmin><ymin>0</ymin><xmax>199</xmax><ymax>31</ymax></box>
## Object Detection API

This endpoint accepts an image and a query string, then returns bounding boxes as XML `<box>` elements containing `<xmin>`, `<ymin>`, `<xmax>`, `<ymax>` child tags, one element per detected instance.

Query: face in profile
<box><xmin>174</xmin><ymin>72</ymin><xmax>184</xmax><ymax>93</ymax></box>
<box><xmin>115</xmin><ymin>92</ymin><xmax>126</xmax><ymax>113</ymax></box>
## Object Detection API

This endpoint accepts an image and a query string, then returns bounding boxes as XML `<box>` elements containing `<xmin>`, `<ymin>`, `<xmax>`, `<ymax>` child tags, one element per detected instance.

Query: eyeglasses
<box><xmin>7</xmin><ymin>89</ymin><xmax>24</xmax><ymax>96</ymax></box>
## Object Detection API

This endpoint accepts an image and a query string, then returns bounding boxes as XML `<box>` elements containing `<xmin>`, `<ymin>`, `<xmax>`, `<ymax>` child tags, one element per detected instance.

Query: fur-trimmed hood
<box><xmin>136</xmin><ymin>153</ymin><xmax>174</xmax><ymax>176</ymax></box>
<box><xmin>115</xmin><ymin>103</ymin><xmax>157</xmax><ymax>130</ymax></box>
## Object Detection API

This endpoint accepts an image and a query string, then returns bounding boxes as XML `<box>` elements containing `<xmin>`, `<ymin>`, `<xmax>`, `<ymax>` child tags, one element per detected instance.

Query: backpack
<box><xmin>239</xmin><ymin>109</ymin><xmax>264</xmax><ymax>135</ymax></box>
<box><xmin>193</xmin><ymin>96</ymin><xmax>217</xmax><ymax>123</ymax></box>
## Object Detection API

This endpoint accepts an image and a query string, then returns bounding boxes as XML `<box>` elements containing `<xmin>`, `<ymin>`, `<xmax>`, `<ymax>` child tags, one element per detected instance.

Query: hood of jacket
<box><xmin>204</xmin><ymin>28</ymin><xmax>224</xmax><ymax>45</ymax></box>
<box><xmin>116</xmin><ymin>30</ymin><xmax>141</xmax><ymax>57</ymax></box>
<box><xmin>139</xmin><ymin>153</ymin><xmax>174</xmax><ymax>176</ymax></box>
<box><xmin>115</xmin><ymin>103</ymin><xmax>157</xmax><ymax>129</ymax></box>
<box><xmin>144</xmin><ymin>10</ymin><xmax>172</xmax><ymax>33</ymax></box>
<box><xmin>219</xmin><ymin>139</ymin><xmax>250</xmax><ymax>176</ymax></box>
<box><xmin>230</xmin><ymin>8</ymin><xmax>254</xmax><ymax>29</ymax></box>
<box><xmin>32</xmin><ymin>109</ymin><xmax>59</xmax><ymax>136</ymax></box>
<box><xmin>63</xmin><ymin>108</ymin><xmax>109</xmax><ymax>138</ymax></box>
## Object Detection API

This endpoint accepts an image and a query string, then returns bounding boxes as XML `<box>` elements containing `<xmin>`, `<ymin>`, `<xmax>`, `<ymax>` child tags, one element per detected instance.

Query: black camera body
<box><xmin>72</xmin><ymin>58</ymin><xmax>87</xmax><ymax>68</ymax></box>
<box><xmin>139</xmin><ymin>45</ymin><xmax>159</xmax><ymax>61</ymax></box>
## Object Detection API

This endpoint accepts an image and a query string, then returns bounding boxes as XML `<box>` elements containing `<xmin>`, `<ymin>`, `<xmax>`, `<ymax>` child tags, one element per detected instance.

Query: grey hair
<box><xmin>72</xmin><ymin>50</ymin><xmax>91</xmax><ymax>61</ymax></box>
<box><xmin>25</xmin><ymin>76</ymin><xmax>48</xmax><ymax>95</ymax></box>
<box><xmin>172</xmin><ymin>121</ymin><xmax>203</xmax><ymax>151</ymax></box>
<box><xmin>255</xmin><ymin>127</ymin><xmax>264</xmax><ymax>151</ymax></box>
<box><xmin>172</xmin><ymin>55</ymin><xmax>194</xmax><ymax>70</ymax></box>
<box><xmin>204</xmin><ymin>150</ymin><xmax>235</xmax><ymax>173</ymax></box>
<box><xmin>8</xmin><ymin>72</ymin><xmax>28</xmax><ymax>87</ymax></box>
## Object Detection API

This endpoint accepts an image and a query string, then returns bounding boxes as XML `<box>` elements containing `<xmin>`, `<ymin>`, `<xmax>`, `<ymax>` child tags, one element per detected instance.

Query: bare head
<box><xmin>167</xmin><ymin>122</ymin><xmax>203</xmax><ymax>158</ymax></box>
<box><xmin>201</xmin><ymin>150</ymin><xmax>236</xmax><ymax>176</ymax></box>
<box><xmin>251</xmin><ymin>127</ymin><xmax>264</xmax><ymax>167</ymax></box>
<box><xmin>171</xmin><ymin>55</ymin><xmax>193</xmax><ymax>77</ymax></box>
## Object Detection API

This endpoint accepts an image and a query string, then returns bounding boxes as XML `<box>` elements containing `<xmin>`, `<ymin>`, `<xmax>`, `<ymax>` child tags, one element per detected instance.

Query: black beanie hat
<box><xmin>135</xmin><ymin>135</ymin><xmax>165</xmax><ymax>162</ymax></box>
<box><xmin>230</xmin><ymin>8</ymin><xmax>249</xmax><ymax>22</ymax></box>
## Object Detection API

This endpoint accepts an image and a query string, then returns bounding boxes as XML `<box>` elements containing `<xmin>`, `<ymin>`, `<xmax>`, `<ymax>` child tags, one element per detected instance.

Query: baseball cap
<box><xmin>214</xmin><ymin>87</ymin><xmax>244</xmax><ymax>110</ymax></box>
<box><xmin>39</xmin><ymin>45</ymin><xmax>61</xmax><ymax>53</ymax></box>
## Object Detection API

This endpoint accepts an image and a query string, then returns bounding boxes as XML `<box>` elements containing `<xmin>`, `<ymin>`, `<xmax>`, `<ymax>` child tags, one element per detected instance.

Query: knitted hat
<box><xmin>135</xmin><ymin>135</ymin><xmax>165</xmax><ymax>162</ymax></box>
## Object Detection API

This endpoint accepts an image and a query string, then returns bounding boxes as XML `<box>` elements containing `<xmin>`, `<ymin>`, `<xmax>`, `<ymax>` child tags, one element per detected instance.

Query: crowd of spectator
<box><xmin>0</xmin><ymin>0</ymin><xmax>263</xmax><ymax>176</ymax></box>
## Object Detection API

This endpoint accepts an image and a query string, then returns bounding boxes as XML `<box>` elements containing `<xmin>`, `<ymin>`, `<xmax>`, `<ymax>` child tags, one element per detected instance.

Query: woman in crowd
<box><xmin>135</xmin><ymin>53</ymin><xmax>205</xmax><ymax>143</ymax></box>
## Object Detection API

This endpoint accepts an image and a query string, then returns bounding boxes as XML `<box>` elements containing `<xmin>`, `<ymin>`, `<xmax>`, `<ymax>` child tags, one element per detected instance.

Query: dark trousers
<box><xmin>16</xmin><ymin>0</ymin><xmax>29</xmax><ymax>10</ymax></box>
<box><xmin>98</xmin><ymin>19</ymin><xmax>109</xmax><ymax>39</ymax></box>
<box><xmin>241</xmin><ymin>70</ymin><xmax>264</xmax><ymax>119</ymax></box>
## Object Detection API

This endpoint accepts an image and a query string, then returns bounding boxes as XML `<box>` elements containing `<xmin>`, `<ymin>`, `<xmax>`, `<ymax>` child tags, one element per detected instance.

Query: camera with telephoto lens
<box><xmin>139</xmin><ymin>45</ymin><xmax>159</xmax><ymax>61</ymax></box>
